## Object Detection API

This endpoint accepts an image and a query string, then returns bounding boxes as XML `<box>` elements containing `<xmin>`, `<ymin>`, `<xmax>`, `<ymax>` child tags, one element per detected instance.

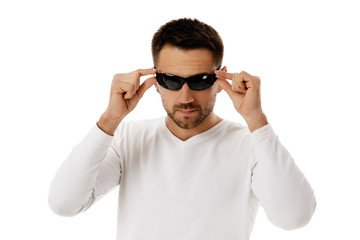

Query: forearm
<box><xmin>48</xmin><ymin>125</ymin><xmax>114</xmax><ymax>216</ymax></box>
<box><xmin>250</xmin><ymin>125</ymin><xmax>316</xmax><ymax>230</ymax></box>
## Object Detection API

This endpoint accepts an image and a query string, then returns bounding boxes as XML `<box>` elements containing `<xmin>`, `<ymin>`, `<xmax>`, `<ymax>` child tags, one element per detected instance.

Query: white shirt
<box><xmin>49</xmin><ymin>117</ymin><xmax>316</xmax><ymax>240</ymax></box>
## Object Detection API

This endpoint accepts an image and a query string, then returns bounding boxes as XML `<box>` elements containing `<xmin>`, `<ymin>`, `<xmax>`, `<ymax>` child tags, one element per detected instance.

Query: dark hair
<box><xmin>151</xmin><ymin>18</ymin><xmax>224</xmax><ymax>67</ymax></box>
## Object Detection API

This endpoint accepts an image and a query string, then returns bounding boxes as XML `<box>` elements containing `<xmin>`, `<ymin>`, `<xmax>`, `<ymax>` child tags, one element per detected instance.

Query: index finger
<box><xmin>136</xmin><ymin>68</ymin><xmax>157</xmax><ymax>76</ymax></box>
<box><xmin>215</xmin><ymin>70</ymin><xmax>234</xmax><ymax>80</ymax></box>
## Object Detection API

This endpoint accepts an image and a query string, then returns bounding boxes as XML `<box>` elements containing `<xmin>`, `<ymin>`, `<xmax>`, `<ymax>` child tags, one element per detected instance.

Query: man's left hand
<box><xmin>215</xmin><ymin>69</ymin><xmax>268</xmax><ymax>132</ymax></box>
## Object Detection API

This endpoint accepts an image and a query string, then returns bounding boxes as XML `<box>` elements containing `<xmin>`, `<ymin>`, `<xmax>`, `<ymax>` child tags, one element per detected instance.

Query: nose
<box><xmin>177</xmin><ymin>83</ymin><xmax>194</xmax><ymax>104</ymax></box>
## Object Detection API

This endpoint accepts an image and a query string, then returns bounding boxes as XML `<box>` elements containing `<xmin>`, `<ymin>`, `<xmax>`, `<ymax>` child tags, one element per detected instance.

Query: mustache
<box><xmin>173</xmin><ymin>103</ymin><xmax>201</xmax><ymax>111</ymax></box>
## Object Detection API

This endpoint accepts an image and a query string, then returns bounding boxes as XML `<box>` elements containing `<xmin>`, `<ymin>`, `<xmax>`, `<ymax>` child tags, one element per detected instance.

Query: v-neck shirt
<box><xmin>49</xmin><ymin>117</ymin><xmax>316</xmax><ymax>240</ymax></box>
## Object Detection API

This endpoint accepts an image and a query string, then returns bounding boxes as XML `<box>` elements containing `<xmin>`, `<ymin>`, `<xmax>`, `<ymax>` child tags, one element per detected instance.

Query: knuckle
<box><xmin>111</xmin><ymin>79</ymin><xmax>120</xmax><ymax>87</ymax></box>
<box><xmin>112</xmin><ymin>78</ymin><xmax>122</xmax><ymax>87</ymax></box>
<box><xmin>127</xmin><ymin>83</ymin><xmax>137</xmax><ymax>93</ymax></box>
<box><xmin>113</xmin><ymin>73</ymin><xmax>125</xmax><ymax>80</ymax></box>
<box><xmin>240</xmin><ymin>71</ymin><xmax>248</xmax><ymax>76</ymax></box>
<box><xmin>135</xmin><ymin>69</ymin><xmax>142</xmax><ymax>75</ymax></box>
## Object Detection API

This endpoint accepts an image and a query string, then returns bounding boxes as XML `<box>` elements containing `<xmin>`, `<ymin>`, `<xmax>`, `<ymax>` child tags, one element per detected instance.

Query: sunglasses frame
<box><xmin>154</xmin><ymin>66</ymin><xmax>221</xmax><ymax>91</ymax></box>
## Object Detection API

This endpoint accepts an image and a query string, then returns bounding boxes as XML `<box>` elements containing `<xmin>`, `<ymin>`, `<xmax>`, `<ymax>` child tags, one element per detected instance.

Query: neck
<box><xmin>165</xmin><ymin>111</ymin><xmax>222</xmax><ymax>141</ymax></box>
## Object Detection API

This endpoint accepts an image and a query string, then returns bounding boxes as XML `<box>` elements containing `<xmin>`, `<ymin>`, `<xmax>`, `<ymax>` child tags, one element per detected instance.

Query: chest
<box><xmin>121</xmin><ymin>139</ymin><xmax>254</xmax><ymax>204</ymax></box>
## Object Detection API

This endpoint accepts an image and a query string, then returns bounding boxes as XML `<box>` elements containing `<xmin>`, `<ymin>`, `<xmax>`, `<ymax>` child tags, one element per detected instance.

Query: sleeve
<box><xmin>48</xmin><ymin>124</ymin><xmax>123</xmax><ymax>217</ymax></box>
<box><xmin>250</xmin><ymin>124</ymin><xmax>316</xmax><ymax>230</ymax></box>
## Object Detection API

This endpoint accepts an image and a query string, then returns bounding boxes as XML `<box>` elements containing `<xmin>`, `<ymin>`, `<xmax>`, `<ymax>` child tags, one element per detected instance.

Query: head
<box><xmin>151</xmin><ymin>18</ymin><xmax>225</xmax><ymax>129</ymax></box>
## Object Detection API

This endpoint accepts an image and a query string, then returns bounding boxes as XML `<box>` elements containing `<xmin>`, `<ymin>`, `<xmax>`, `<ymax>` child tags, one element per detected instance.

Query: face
<box><xmin>156</xmin><ymin>45</ymin><xmax>221</xmax><ymax>129</ymax></box>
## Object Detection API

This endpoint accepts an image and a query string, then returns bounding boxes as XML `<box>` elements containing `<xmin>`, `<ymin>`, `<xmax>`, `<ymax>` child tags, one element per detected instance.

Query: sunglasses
<box><xmin>155</xmin><ymin>66</ymin><xmax>221</xmax><ymax>91</ymax></box>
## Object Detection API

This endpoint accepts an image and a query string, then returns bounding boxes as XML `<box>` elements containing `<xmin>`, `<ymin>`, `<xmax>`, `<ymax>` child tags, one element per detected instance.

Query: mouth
<box><xmin>177</xmin><ymin>109</ymin><xmax>197</xmax><ymax>116</ymax></box>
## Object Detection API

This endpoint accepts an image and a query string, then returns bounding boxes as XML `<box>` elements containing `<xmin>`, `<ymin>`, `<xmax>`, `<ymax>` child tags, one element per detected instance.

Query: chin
<box><xmin>172</xmin><ymin>114</ymin><xmax>204</xmax><ymax>129</ymax></box>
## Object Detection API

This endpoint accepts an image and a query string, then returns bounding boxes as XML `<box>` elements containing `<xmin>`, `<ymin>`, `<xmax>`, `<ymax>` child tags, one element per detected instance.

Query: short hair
<box><xmin>151</xmin><ymin>18</ymin><xmax>224</xmax><ymax>68</ymax></box>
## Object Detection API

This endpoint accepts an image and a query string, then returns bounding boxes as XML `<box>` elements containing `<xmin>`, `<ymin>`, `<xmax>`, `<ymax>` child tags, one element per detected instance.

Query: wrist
<box><xmin>97</xmin><ymin>111</ymin><xmax>124</xmax><ymax>136</ymax></box>
<box><xmin>244</xmin><ymin>112</ymin><xmax>268</xmax><ymax>133</ymax></box>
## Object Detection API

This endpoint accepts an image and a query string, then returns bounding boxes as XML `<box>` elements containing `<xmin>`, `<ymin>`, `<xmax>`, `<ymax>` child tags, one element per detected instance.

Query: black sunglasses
<box><xmin>155</xmin><ymin>66</ymin><xmax>221</xmax><ymax>91</ymax></box>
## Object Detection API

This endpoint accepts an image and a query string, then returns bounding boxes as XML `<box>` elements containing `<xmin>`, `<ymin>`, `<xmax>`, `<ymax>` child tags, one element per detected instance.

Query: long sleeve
<box><xmin>250</xmin><ymin>124</ymin><xmax>316</xmax><ymax>230</ymax></box>
<box><xmin>48</xmin><ymin>124</ymin><xmax>122</xmax><ymax>217</ymax></box>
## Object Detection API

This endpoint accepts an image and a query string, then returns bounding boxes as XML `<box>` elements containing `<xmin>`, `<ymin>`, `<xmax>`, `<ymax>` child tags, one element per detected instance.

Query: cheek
<box><xmin>197</xmin><ymin>87</ymin><xmax>218</xmax><ymax>103</ymax></box>
<box><xmin>159</xmin><ymin>88</ymin><xmax>176</xmax><ymax>106</ymax></box>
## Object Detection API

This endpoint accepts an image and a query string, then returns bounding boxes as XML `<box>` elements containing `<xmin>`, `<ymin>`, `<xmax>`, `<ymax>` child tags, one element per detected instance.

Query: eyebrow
<box><xmin>154</xmin><ymin>66</ymin><xmax>220</xmax><ymax>76</ymax></box>
<box><xmin>157</xmin><ymin>72</ymin><xmax>216</xmax><ymax>79</ymax></box>
<box><xmin>195</xmin><ymin>71</ymin><xmax>216</xmax><ymax>75</ymax></box>
<box><xmin>155</xmin><ymin>69</ymin><xmax>216</xmax><ymax>76</ymax></box>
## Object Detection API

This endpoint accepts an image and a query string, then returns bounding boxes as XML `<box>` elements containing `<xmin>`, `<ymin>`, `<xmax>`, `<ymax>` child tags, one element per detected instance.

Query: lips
<box><xmin>173</xmin><ymin>104</ymin><xmax>200</xmax><ymax>116</ymax></box>
<box><xmin>178</xmin><ymin>109</ymin><xmax>196</xmax><ymax>115</ymax></box>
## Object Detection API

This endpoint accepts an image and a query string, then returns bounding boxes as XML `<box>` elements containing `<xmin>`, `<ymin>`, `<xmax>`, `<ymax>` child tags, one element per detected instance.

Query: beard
<box><xmin>163</xmin><ymin>99</ymin><xmax>216</xmax><ymax>130</ymax></box>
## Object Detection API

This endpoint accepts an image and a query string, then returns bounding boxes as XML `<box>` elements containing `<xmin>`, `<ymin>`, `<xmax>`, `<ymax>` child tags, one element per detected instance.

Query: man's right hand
<box><xmin>97</xmin><ymin>68</ymin><xmax>157</xmax><ymax>135</ymax></box>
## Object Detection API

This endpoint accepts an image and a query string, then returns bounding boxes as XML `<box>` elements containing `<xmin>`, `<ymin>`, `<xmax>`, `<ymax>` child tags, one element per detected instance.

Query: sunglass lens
<box><xmin>156</xmin><ymin>74</ymin><xmax>182</xmax><ymax>90</ymax></box>
<box><xmin>187</xmin><ymin>74</ymin><xmax>217</xmax><ymax>90</ymax></box>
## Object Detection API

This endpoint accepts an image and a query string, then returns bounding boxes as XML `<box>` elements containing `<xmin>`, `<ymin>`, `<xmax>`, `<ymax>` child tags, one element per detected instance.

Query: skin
<box><xmin>97</xmin><ymin>45</ymin><xmax>268</xmax><ymax>138</ymax></box>
<box><xmin>154</xmin><ymin>45</ymin><xmax>223</xmax><ymax>141</ymax></box>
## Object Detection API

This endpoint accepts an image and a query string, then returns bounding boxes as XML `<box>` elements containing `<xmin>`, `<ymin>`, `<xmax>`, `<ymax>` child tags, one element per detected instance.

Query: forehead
<box><xmin>157</xmin><ymin>45</ymin><xmax>215</xmax><ymax>77</ymax></box>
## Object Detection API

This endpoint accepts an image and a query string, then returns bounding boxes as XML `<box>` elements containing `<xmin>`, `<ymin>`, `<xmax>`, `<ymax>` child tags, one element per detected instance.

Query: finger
<box><xmin>239</xmin><ymin>71</ymin><xmax>258</xmax><ymax>84</ymax></box>
<box><xmin>215</xmin><ymin>70</ymin><xmax>234</xmax><ymax>80</ymax></box>
<box><xmin>239</xmin><ymin>71</ymin><xmax>260</xmax><ymax>89</ymax></box>
<box><xmin>137</xmin><ymin>76</ymin><xmax>157</xmax><ymax>99</ymax></box>
<box><xmin>239</xmin><ymin>71</ymin><xmax>252</xmax><ymax>80</ymax></box>
<box><xmin>113</xmin><ymin>80</ymin><xmax>134</xmax><ymax>95</ymax></box>
<box><xmin>123</xmin><ymin>69</ymin><xmax>156</xmax><ymax>99</ymax></box>
<box><xmin>239</xmin><ymin>80</ymin><xmax>247</xmax><ymax>90</ymax></box>
<box><xmin>216</xmin><ymin>78</ymin><xmax>234</xmax><ymax>98</ymax></box>
<box><xmin>123</xmin><ymin>84</ymin><xmax>137</xmax><ymax>99</ymax></box>
<box><xmin>233</xmin><ymin>73</ymin><xmax>247</xmax><ymax>91</ymax></box>
<box><xmin>136</xmin><ymin>68</ymin><xmax>157</xmax><ymax>77</ymax></box>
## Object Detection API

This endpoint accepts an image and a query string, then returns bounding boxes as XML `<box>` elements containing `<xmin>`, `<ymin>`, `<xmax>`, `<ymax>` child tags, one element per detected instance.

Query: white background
<box><xmin>1</xmin><ymin>0</ymin><xmax>359</xmax><ymax>239</ymax></box>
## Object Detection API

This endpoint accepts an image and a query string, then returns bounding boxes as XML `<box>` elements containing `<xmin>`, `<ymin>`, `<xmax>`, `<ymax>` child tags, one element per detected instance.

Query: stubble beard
<box><xmin>164</xmin><ymin>98</ymin><xmax>216</xmax><ymax>130</ymax></box>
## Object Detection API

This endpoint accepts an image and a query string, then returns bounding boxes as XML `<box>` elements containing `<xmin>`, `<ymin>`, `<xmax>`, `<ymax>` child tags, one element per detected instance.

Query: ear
<box><xmin>155</xmin><ymin>82</ymin><xmax>160</xmax><ymax>94</ymax></box>
<box><xmin>216</xmin><ymin>65</ymin><xmax>226</xmax><ymax>93</ymax></box>
<box><xmin>221</xmin><ymin>66</ymin><xmax>227</xmax><ymax>72</ymax></box>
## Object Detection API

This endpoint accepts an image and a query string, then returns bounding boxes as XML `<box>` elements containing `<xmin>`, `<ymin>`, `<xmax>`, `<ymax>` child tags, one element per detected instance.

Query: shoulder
<box><xmin>220</xmin><ymin>119</ymin><xmax>250</xmax><ymax>135</ymax></box>
<box><xmin>120</xmin><ymin>117</ymin><xmax>163</xmax><ymax>130</ymax></box>
<box><xmin>114</xmin><ymin>117</ymin><xmax>164</xmax><ymax>141</ymax></box>
<box><xmin>215</xmin><ymin>119</ymin><xmax>252</xmax><ymax>144</ymax></box>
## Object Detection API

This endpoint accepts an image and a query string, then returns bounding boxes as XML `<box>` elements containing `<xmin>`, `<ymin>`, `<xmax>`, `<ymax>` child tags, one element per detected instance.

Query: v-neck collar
<box><xmin>159</xmin><ymin>117</ymin><xmax>227</xmax><ymax>146</ymax></box>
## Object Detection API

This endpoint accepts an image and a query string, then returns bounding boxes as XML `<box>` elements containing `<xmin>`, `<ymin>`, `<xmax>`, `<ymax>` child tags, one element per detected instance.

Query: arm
<box><xmin>48</xmin><ymin>68</ymin><xmax>157</xmax><ymax>216</ymax></box>
<box><xmin>48</xmin><ymin>125</ymin><xmax>121</xmax><ymax>216</ymax></box>
<box><xmin>250</xmin><ymin>125</ymin><xmax>316</xmax><ymax>230</ymax></box>
<box><xmin>216</xmin><ymin>69</ymin><xmax>316</xmax><ymax>229</ymax></box>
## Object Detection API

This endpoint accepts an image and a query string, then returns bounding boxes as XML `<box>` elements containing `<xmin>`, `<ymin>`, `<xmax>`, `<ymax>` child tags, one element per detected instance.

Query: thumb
<box><xmin>216</xmin><ymin>78</ymin><xmax>234</xmax><ymax>98</ymax></box>
<box><xmin>137</xmin><ymin>76</ymin><xmax>157</xmax><ymax>99</ymax></box>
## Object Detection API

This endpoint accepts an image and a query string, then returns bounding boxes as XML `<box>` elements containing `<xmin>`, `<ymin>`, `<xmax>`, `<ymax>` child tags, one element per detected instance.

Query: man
<box><xmin>49</xmin><ymin>18</ymin><xmax>316</xmax><ymax>239</ymax></box>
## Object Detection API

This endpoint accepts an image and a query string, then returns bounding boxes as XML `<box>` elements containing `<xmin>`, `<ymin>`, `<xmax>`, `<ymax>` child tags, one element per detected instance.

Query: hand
<box><xmin>98</xmin><ymin>68</ymin><xmax>157</xmax><ymax>135</ymax></box>
<box><xmin>215</xmin><ymin>69</ymin><xmax>268</xmax><ymax>132</ymax></box>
